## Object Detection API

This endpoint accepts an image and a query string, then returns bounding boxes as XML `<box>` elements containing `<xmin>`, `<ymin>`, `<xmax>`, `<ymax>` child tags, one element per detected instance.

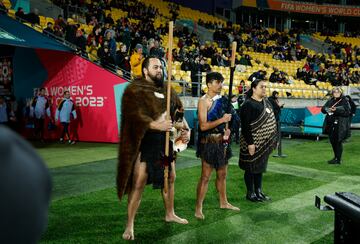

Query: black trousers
<box><xmin>330</xmin><ymin>136</ymin><xmax>343</xmax><ymax>161</ymax></box>
<box><xmin>35</xmin><ymin>118</ymin><xmax>44</xmax><ymax>139</ymax></box>
<box><xmin>244</xmin><ymin>171</ymin><xmax>263</xmax><ymax>193</ymax></box>
<box><xmin>61</xmin><ymin>122</ymin><xmax>70</xmax><ymax>140</ymax></box>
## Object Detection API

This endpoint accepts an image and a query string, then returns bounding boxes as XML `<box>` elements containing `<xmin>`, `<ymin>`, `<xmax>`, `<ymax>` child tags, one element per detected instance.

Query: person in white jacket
<box><xmin>55</xmin><ymin>91</ymin><xmax>77</xmax><ymax>144</ymax></box>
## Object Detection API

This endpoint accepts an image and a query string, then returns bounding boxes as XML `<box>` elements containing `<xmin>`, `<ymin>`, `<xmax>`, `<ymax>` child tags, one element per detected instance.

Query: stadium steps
<box><xmin>30</xmin><ymin>0</ymin><xmax>63</xmax><ymax>19</ymax></box>
<box><xmin>300</xmin><ymin>34</ymin><xmax>331</xmax><ymax>55</ymax></box>
<box><xmin>176</xmin><ymin>19</ymin><xmax>214</xmax><ymax>43</ymax></box>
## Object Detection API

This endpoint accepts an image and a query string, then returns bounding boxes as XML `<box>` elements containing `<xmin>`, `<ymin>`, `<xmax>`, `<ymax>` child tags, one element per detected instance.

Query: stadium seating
<box><xmin>5</xmin><ymin>0</ymin><xmax>360</xmax><ymax>99</ymax></box>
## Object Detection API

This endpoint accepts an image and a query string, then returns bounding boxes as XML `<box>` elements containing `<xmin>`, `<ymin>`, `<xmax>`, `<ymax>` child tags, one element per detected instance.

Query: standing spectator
<box><xmin>65</xmin><ymin>23</ymin><xmax>78</xmax><ymax>44</ymax></box>
<box><xmin>0</xmin><ymin>96</ymin><xmax>8</xmax><ymax>125</ymax></box>
<box><xmin>190</xmin><ymin>56</ymin><xmax>203</xmax><ymax>97</ymax></box>
<box><xmin>116</xmin><ymin>44</ymin><xmax>131</xmax><ymax>73</ymax></box>
<box><xmin>268</xmin><ymin>91</ymin><xmax>284</xmax><ymax>123</ymax></box>
<box><xmin>74</xmin><ymin>30</ymin><xmax>87</xmax><ymax>52</ymax></box>
<box><xmin>104</xmin><ymin>29</ymin><xmax>117</xmax><ymax>57</ymax></box>
<box><xmin>345</xmin><ymin>95</ymin><xmax>357</xmax><ymax>140</ymax></box>
<box><xmin>237</xmin><ymin>80</ymin><xmax>247</xmax><ymax>105</ymax></box>
<box><xmin>31</xmin><ymin>88</ymin><xmax>51</xmax><ymax>142</ymax></box>
<box><xmin>55</xmin><ymin>91</ymin><xmax>77</xmax><ymax>144</ymax></box>
<box><xmin>321</xmin><ymin>87</ymin><xmax>350</xmax><ymax>164</ymax></box>
<box><xmin>268</xmin><ymin>91</ymin><xmax>284</xmax><ymax>149</ymax></box>
<box><xmin>130</xmin><ymin>44</ymin><xmax>144</xmax><ymax>79</ymax></box>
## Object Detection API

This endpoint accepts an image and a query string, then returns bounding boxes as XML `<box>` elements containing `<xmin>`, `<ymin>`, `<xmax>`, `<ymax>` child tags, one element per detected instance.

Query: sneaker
<box><xmin>70</xmin><ymin>141</ymin><xmax>76</xmax><ymax>145</ymax></box>
<box><xmin>68</xmin><ymin>140</ymin><xmax>72</xmax><ymax>144</ymax></box>
<box><xmin>59</xmin><ymin>138</ymin><xmax>64</xmax><ymax>143</ymax></box>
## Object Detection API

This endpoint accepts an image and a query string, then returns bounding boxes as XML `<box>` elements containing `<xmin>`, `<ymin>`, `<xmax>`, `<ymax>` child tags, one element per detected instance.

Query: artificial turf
<box><xmin>38</xmin><ymin>133</ymin><xmax>360</xmax><ymax>243</ymax></box>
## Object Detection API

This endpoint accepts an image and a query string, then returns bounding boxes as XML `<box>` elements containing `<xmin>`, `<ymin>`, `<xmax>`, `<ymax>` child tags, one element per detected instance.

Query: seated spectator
<box><xmin>0</xmin><ymin>0</ymin><xmax>8</xmax><ymax>13</ymax></box>
<box><xmin>105</xmin><ymin>13</ymin><xmax>114</xmax><ymax>25</ymax></box>
<box><xmin>98</xmin><ymin>43</ymin><xmax>115</xmax><ymax>69</ymax></box>
<box><xmin>87</xmin><ymin>40</ymin><xmax>99</xmax><ymax>61</ymax></box>
<box><xmin>55</xmin><ymin>15</ymin><xmax>67</xmax><ymax>30</ymax></box>
<box><xmin>43</xmin><ymin>22</ymin><xmax>54</xmax><ymax>36</ymax></box>
<box><xmin>53</xmin><ymin>25</ymin><xmax>64</xmax><ymax>38</ymax></box>
<box><xmin>15</xmin><ymin>7</ymin><xmax>25</xmax><ymax>20</ymax></box>
<box><xmin>269</xmin><ymin>70</ymin><xmax>281</xmax><ymax>83</ymax></box>
<box><xmin>351</xmin><ymin>71</ymin><xmax>360</xmax><ymax>83</ymax></box>
<box><xmin>211</xmin><ymin>51</ymin><xmax>226</xmax><ymax>67</ymax></box>
<box><xmin>239</xmin><ymin>54</ymin><xmax>252</xmax><ymax>66</ymax></box>
<box><xmin>87</xmin><ymin>25</ymin><xmax>103</xmax><ymax>46</ymax></box>
<box><xmin>249</xmin><ymin>70</ymin><xmax>266</xmax><ymax>81</ymax></box>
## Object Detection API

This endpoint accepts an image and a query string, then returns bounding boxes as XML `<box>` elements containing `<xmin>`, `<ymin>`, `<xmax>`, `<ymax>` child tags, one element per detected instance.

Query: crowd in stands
<box><xmin>3</xmin><ymin>0</ymin><xmax>360</xmax><ymax>98</ymax></box>
<box><xmin>296</xmin><ymin>55</ymin><xmax>360</xmax><ymax>86</ymax></box>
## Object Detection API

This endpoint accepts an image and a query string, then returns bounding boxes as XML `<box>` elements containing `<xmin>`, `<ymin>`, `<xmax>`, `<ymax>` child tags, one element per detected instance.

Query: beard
<box><xmin>149</xmin><ymin>72</ymin><xmax>164</xmax><ymax>87</ymax></box>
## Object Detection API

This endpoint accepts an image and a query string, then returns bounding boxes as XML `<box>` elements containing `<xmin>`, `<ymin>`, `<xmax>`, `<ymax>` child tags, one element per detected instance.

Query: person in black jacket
<box><xmin>321</xmin><ymin>87</ymin><xmax>351</xmax><ymax>164</ymax></box>
<box><xmin>268</xmin><ymin>91</ymin><xmax>284</xmax><ymax>152</ymax></box>
<box><xmin>345</xmin><ymin>95</ymin><xmax>357</xmax><ymax>139</ymax></box>
<box><xmin>268</xmin><ymin>91</ymin><xmax>284</xmax><ymax>123</ymax></box>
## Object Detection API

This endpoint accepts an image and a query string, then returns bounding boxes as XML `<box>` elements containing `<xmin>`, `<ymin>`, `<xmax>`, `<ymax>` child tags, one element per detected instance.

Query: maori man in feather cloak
<box><xmin>117</xmin><ymin>56</ymin><xmax>190</xmax><ymax>240</ymax></box>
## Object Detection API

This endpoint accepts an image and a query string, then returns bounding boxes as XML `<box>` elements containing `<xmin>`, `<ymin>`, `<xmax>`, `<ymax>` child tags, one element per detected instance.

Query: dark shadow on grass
<box><xmin>311</xmin><ymin>231</ymin><xmax>333</xmax><ymax>244</ymax></box>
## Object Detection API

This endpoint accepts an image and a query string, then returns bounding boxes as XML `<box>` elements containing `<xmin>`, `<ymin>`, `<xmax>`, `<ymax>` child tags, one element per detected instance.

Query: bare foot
<box><xmin>195</xmin><ymin>207</ymin><xmax>205</xmax><ymax>220</ymax></box>
<box><xmin>220</xmin><ymin>202</ymin><xmax>240</xmax><ymax>211</ymax></box>
<box><xmin>122</xmin><ymin>228</ymin><xmax>134</xmax><ymax>241</ymax></box>
<box><xmin>165</xmin><ymin>214</ymin><xmax>189</xmax><ymax>224</ymax></box>
<box><xmin>195</xmin><ymin>206</ymin><xmax>205</xmax><ymax>220</ymax></box>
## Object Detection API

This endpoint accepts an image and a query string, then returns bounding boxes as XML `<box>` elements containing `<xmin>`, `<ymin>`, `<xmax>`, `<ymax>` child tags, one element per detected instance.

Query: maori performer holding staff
<box><xmin>117</xmin><ymin>22</ymin><xmax>190</xmax><ymax>241</ymax></box>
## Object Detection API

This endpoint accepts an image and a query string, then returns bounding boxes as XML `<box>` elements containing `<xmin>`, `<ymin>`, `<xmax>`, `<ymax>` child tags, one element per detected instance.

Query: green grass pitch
<box><xmin>37</xmin><ymin>133</ymin><xmax>360</xmax><ymax>243</ymax></box>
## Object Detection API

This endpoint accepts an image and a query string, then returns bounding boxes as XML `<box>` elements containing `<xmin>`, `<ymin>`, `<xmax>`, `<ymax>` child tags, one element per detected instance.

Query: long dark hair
<box><xmin>246</xmin><ymin>79</ymin><xmax>263</xmax><ymax>99</ymax></box>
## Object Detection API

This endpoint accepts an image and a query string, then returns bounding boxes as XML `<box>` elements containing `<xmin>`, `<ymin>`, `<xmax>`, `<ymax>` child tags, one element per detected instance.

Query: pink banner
<box><xmin>35</xmin><ymin>49</ymin><xmax>126</xmax><ymax>143</ymax></box>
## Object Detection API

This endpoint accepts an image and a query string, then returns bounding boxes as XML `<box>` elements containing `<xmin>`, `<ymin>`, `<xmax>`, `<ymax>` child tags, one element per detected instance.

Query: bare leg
<box><xmin>162</xmin><ymin>162</ymin><xmax>188</xmax><ymax>224</ymax></box>
<box><xmin>122</xmin><ymin>154</ymin><xmax>148</xmax><ymax>240</ymax></box>
<box><xmin>195</xmin><ymin>160</ymin><xmax>213</xmax><ymax>220</ymax></box>
<box><xmin>216</xmin><ymin>165</ymin><xmax>240</xmax><ymax>211</ymax></box>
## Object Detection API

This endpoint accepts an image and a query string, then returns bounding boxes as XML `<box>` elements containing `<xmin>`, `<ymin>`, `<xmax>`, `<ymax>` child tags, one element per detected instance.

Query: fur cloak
<box><xmin>117</xmin><ymin>79</ymin><xmax>183</xmax><ymax>200</ymax></box>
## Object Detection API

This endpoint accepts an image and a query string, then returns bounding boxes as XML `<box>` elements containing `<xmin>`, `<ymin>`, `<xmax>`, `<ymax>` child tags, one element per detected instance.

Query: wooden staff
<box><xmin>228</xmin><ymin>41</ymin><xmax>237</xmax><ymax>110</ymax></box>
<box><xmin>164</xmin><ymin>21</ymin><xmax>173</xmax><ymax>194</ymax></box>
<box><xmin>225</xmin><ymin>41</ymin><xmax>237</xmax><ymax>132</ymax></box>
